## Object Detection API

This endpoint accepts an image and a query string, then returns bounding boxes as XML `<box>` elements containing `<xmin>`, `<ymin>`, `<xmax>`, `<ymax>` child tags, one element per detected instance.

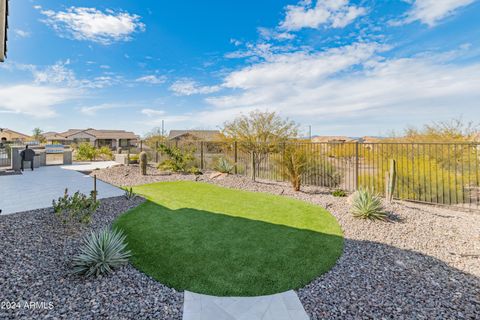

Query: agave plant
<box><xmin>72</xmin><ymin>227</ymin><xmax>131</xmax><ymax>277</ymax></box>
<box><xmin>214</xmin><ymin>157</ymin><xmax>235</xmax><ymax>174</ymax></box>
<box><xmin>124</xmin><ymin>187</ymin><xmax>137</xmax><ymax>200</ymax></box>
<box><xmin>350</xmin><ymin>188</ymin><xmax>387</xmax><ymax>220</ymax></box>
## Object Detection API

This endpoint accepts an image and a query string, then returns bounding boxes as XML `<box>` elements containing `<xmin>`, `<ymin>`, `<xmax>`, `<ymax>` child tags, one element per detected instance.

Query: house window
<box><xmin>120</xmin><ymin>139</ymin><xmax>129</xmax><ymax>147</ymax></box>
<box><xmin>73</xmin><ymin>138</ymin><xmax>90</xmax><ymax>144</ymax></box>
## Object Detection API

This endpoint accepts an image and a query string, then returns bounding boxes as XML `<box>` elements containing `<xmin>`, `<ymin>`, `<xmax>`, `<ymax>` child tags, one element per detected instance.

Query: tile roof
<box><xmin>0</xmin><ymin>128</ymin><xmax>30</xmax><ymax>138</ymax></box>
<box><xmin>57</xmin><ymin>128</ymin><xmax>139</xmax><ymax>140</ymax></box>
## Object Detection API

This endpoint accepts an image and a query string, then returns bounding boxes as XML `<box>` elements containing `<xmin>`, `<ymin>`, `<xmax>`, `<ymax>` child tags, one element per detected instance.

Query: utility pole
<box><xmin>308</xmin><ymin>125</ymin><xmax>312</xmax><ymax>140</ymax></box>
<box><xmin>161</xmin><ymin>120</ymin><xmax>165</xmax><ymax>136</ymax></box>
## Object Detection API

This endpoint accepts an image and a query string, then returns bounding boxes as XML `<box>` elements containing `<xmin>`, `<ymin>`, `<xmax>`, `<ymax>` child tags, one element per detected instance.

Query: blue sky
<box><xmin>1</xmin><ymin>0</ymin><xmax>480</xmax><ymax>137</ymax></box>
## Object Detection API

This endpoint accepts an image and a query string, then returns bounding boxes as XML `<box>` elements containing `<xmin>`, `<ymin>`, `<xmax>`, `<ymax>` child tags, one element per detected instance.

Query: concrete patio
<box><xmin>0</xmin><ymin>164</ymin><xmax>123</xmax><ymax>215</ymax></box>
<box><xmin>183</xmin><ymin>290</ymin><xmax>309</xmax><ymax>320</ymax></box>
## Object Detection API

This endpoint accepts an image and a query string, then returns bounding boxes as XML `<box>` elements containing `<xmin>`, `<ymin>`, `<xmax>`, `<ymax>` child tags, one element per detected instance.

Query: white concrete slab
<box><xmin>183</xmin><ymin>290</ymin><xmax>309</xmax><ymax>320</ymax></box>
<box><xmin>0</xmin><ymin>165</ymin><xmax>123</xmax><ymax>215</ymax></box>
<box><xmin>61</xmin><ymin>161</ymin><xmax>119</xmax><ymax>171</ymax></box>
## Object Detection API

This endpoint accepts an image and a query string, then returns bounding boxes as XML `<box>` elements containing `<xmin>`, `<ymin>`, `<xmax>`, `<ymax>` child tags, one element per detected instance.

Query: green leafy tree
<box><xmin>157</xmin><ymin>144</ymin><xmax>195</xmax><ymax>173</ymax></box>
<box><xmin>144</xmin><ymin>127</ymin><xmax>167</xmax><ymax>149</ymax></box>
<box><xmin>223</xmin><ymin>110</ymin><xmax>299</xmax><ymax>174</ymax></box>
<box><xmin>32</xmin><ymin>127</ymin><xmax>46</xmax><ymax>143</ymax></box>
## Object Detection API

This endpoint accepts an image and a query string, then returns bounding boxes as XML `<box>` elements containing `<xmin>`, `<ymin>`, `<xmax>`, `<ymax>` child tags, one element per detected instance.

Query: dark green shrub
<box><xmin>72</xmin><ymin>227</ymin><xmax>131</xmax><ymax>277</ymax></box>
<box><xmin>332</xmin><ymin>189</ymin><xmax>347</xmax><ymax>197</ymax></box>
<box><xmin>52</xmin><ymin>189</ymin><xmax>100</xmax><ymax>225</ymax></box>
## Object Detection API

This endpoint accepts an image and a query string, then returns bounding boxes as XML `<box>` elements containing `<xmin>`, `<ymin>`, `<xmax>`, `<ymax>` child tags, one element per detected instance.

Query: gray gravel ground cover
<box><xmin>0</xmin><ymin>196</ymin><xmax>183</xmax><ymax>320</ymax></box>
<box><xmin>93</xmin><ymin>165</ymin><xmax>480</xmax><ymax>319</ymax></box>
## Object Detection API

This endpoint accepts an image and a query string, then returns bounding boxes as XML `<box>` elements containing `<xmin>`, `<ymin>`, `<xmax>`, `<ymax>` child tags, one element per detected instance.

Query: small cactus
<box><xmin>139</xmin><ymin>151</ymin><xmax>147</xmax><ymax>175</ymax></box>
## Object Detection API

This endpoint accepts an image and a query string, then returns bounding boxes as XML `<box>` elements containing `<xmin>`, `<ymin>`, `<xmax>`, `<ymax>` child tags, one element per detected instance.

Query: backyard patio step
<box><xmin>183</xmin><ymin>290</ymin><xmax>309</xmax><ymax>320</ymax></box>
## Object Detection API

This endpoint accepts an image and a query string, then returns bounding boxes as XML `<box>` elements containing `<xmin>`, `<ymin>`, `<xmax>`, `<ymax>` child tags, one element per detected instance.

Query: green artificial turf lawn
<box><xmin>114</xmin><ymin>181</ymin><xmax>343</xmax><ymax>296</ymax></box>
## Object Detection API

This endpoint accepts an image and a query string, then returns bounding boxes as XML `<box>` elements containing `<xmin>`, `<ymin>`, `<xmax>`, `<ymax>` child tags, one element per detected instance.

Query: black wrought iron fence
<box><xmin>139</xmin><ymin>140</ymin><xmax>480</xmax><ymax>210</ymax></box>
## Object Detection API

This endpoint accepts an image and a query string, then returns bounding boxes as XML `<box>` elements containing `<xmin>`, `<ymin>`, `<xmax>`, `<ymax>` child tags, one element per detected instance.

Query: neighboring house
<box><xmin>43</xmin><ymin>132</ymin><xmax>69</xmax><ymax>144</ymax></box>
<box><xmin>311</xmin><ymin>136</ymin><xmax>357</xmax><ymax>143</ymax></box>
<box><xmin>168</xmin><ymin>130</ymin><xmax>223</xmax><ymax>142</ymax></box>
<box><xmin>361</xmin><ymin>136</ymin><xmax>384</xmax><ymax>143</ymax></box>
<box><xmin>0</xmin><ymin>0</ymin><xmax>7</xmax><ymax>62</ymax></box>
<box><xmin>0</xmin><ymin>128</ymin><xmax>30</xmax><ymax>143</ymax></box>
<box><xmin>44</xmin><ymin>128</ymin><xmax>139</xmax><ymax>150</ymax></box>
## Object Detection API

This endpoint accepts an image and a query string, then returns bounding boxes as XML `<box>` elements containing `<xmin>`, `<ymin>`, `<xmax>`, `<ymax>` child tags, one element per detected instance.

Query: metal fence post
<box><xmin>355</xmin><ymin>142</ymin><xmax>359</xmax><ymax>191</ymax></box>
<box><xmin>200</xmin><ymin>141</ymin><xmax>204</xmax><ymax>170</ymax></box>
<box><xmin>234</xmin><ymin>141</ymin><xmax>238</xmax><ymax>174</ymax></box>
<box><xmin>251</xmin><ymin>151</ymin><xmax>256</xmax><ymax>181</ymax></box>
<box><xmin>155</xmin><ymin>141</ymin><xmax>159</xmax><ymax>163</ymax></box>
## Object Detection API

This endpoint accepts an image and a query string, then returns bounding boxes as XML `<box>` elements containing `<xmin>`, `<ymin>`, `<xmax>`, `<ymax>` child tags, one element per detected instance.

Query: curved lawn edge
<box><xmin>114</xmin><ymin>181</ymin><xmax>344</xmax><ymax>296</ymax></box>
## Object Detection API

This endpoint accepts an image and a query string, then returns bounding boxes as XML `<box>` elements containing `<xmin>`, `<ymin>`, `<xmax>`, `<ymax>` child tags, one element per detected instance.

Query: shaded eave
<box><xmin>0</xmin><ymin>0</ymin><xmax>7</xmax><ymax>62</ymax></box>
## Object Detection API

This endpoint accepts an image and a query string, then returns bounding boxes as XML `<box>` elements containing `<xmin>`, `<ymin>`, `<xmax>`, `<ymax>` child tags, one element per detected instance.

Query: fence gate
<box><xmin>0</xmin><ymin>146</ymin><xmax>11</xmax><ymax>168</ymax></box>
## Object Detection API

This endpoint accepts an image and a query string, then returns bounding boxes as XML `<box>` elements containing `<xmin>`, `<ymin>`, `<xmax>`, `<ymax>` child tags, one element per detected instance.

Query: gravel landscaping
<box><xmin>0</xmin><ymin>196</ymin><xmax>183</xmax><ymax>320</ymax></box>
<box><xmin>93</xmin><ymin>164</ymin><xmax>480</xmax><ymax>319</ymax></box>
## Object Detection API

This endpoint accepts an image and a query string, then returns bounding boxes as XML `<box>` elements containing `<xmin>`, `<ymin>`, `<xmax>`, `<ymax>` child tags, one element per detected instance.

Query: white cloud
<box><xmin>0</xmin><ymin>85</ymin><xmax>76</xmax><ymax>118</ymax></box>
<box><xmin>202</xmin><ymin>43</ymin><xmax>480</xmax><ymax>127</ymax></box>
<box><xmin>280</xmin><ymin>0</ymin><xmax>366</xmax><ymax>31</ymax></box>
<box><xmin>136</xmin><ymin>75</ymin><xmax>167</xmax><ymax>85</ymax></box>
<box><xmin>258</xmin><ymin>27</ymin><xmax>295</xmax><ymax>41</ymax></box>
<box><xmin>33</xmin><ymin>60</ymin><xmax>77</xmax><ymax>86</ymax></box>
<box><xmin>14</xmin><ymin>29</ymin><xmax>31</xmax><ymax>38</ymax></box>
<box><xmin>30</xmin><ymin>60</ymin><xmax>123</xmax><ymax>89</ymax></box>
<box><xmin>224</xmin><ymin>42</ymin><xmax>383</xmax><ymax>89</ymax></box>
<box><xmin>398</xmin><ymin>0</ymin><xmax>476</xmax><ymax>26</ymax></box>
<box><xmin>141</xmin><ymin>108</ymin><xmax>166</xmax><ymax>117</ymax></box>
<box><xmin>39</xmin><ymin>7</ymin><xmax>145</xmax><ymax>44</ymax></box>
<box><xmin>80</xmin><ymin>103</ymin><xmax>118</xmax><ymax>116</ymax></box>
<box><xmin>169</xmin><ymin>79</ymin><xmax>221</xmax><ymax>96</ymax></box>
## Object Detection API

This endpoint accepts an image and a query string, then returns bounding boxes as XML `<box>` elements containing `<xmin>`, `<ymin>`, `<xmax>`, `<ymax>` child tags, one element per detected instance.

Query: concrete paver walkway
<box><xmin>0</xmin><ymin>164</ymin><xmax>123</xmax><ymax>215</ymax></box>
<box><xmin>183</xmin><ymin>290</ymin><xmax>309</xmax><ymax>320</ymax></box>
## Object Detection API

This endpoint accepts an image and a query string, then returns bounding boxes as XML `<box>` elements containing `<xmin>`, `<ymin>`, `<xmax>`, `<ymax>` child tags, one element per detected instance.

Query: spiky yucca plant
<box><xmin>73</xmin><ymin>227</ymin><xmax>131</xmax><ymax>276</ymax></box>
<box><xmin>350</xmin><ymin>188</ymin><xmax>387</xmax><ymax>220</ymax></box>
<box><xmin>214</xmin><ymin>157</ymin><xmax>235</xmax><ymax>174</ymax></box>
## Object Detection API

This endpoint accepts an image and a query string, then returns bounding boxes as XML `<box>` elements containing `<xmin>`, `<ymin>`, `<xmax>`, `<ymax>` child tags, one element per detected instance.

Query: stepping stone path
<box><xmin>183</xmin><ymin>290</ymin><xmax>309</xmax><ymax>320</ymax></box>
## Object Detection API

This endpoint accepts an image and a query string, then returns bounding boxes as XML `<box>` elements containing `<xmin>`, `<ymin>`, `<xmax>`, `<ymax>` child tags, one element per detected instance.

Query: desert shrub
<box><xmin>214</xmin><ymin>157</ymin><xmax>235</xmax><ymax>174</ymax></box>
<box><xmin>359</xmin><ymin>154</ymin><xmax>468</xmax><ymax>205</ymax></box>
<box><xmin>277</xmin><ymin>145</ymin><xmax>312</xmax><ymax>191</ymax></box>
<box><xmin>52</xmin><ymin>189</ymin><xmax>100</xmax><ymax>225</ymax></box>
<box><xmin>188</xmin><ymin>166</ymin><xmax>203</xmax><ymax>175</ymax></box>
<box><xmin>96</xmin><ymin>146</ymin><xmax>113</xmax><ymax>160</ymax></box>
<box><xmin>332</xmin><ymin>189</ymin><xmax>347</xmax><ymax>197</ymax></box>
<box><xmin>129</xmin><ymin>154</ymin><xmax>139</xmax><ymax>163</ymax></box>
<box><xmin>76</xmin><ymin>143</ymin><xmax>97</xmax><ymax>161</ymax></box>
<box><xmin>72</xmin><ymin>227</ymin><xmax>131</xmax><ymax>277</ymax></box>
<box><xmin>350</xmin><ymin>188</ymin><xmax>387</xmax><ymax>220</ymax></box>
<box><xmin>316</xmin><ymin>159</ymin><xmax>342</xmax><ymax>188</ymax></box>
<box><xmin>157</xmin><ymin>144</ymin><xmax>195</xmax><ymax>173</ymax></box>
